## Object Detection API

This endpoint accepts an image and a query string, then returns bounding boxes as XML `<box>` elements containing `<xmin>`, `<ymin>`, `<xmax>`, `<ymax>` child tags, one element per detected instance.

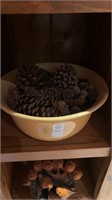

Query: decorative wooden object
<box><xmin>21</xmin><ymin>160</ymin><xmax>83</xmax><ymax>199</ymax></box>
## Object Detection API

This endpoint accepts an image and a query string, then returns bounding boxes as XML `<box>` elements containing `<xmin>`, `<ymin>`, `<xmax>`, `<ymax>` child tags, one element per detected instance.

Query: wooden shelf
<box><xmin>1</xmin><ymin>111</ymin><xmax>110</xmax><ymax>162</ymax></box>
<box><xmin>1</xmin><ymin>1</ymin><xmax>112</xmax><ymax>14</ymax></box>
<box><xmin>12</xmin><ymin>161</ymin><xmax>93</xmax><ymax>199</ymax></box>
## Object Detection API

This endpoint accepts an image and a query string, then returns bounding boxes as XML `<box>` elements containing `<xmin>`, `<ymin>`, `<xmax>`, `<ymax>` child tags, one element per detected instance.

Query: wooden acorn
<box><xmin>52</xmin><ymin>159</ymin><xmax>64</xmax><ymax>169</ymax></box>
<box><xmin>43</xmin><ymin>160</ymin><xmax>53</xmax><ymax>171</ymax></box>
<box><xmin>33</xmin><ymin>161</ymin><xmax>42</xmax><ymax>172</ymax></box>
<box><xmin>64</xmin><ymin>160</ymin><xmax>76</xmax><ymax>173</ymax></box>
<box><xmin>28</xmin><ymin>169</ymin><xmax>38</xmax><ymax>181</ymax></box>
<box><xmin>72</xmin><ymin>169</ymin><xmax>83</xmax><ymax>181</ymax></box>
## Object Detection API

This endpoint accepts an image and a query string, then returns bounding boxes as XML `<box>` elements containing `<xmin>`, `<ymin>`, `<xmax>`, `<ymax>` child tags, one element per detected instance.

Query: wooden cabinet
<box><xmin>1</xmin><ymin>1</ymin><xmax>111</xmax><ymax>200</ymax></box>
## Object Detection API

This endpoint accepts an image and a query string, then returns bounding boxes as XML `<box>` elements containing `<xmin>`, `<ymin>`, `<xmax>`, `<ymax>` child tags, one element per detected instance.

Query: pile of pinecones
<box><xmin>7</xmin><ymin>63</ymin><xmax>97</xmax><ymax>117</ymax></box>
<box><xmin>22</xmin><ymin>159</ymin><xmax>83</xmax><ymax>199</ymax></box>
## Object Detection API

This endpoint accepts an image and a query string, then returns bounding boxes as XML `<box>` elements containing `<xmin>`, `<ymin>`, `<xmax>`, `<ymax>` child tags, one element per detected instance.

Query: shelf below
<box><xmin>1</xmin><ymin>1</ymin><xmax>111</xmax><ymax>14</ymax></box>
<box><xmin>1</xmin><ymin>111</ymin><xmax>110</xmax><ymax>162</ymax></box>
<box><xmin>12</xmin><ymin>161</ymin><xmax>93</xmax><ymax>199</ymax></box>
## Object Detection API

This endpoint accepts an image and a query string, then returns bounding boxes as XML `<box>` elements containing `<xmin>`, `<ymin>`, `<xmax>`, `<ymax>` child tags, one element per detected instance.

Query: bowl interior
<box><xmin>1</xmin><ymin>63</ymin><xmax>109</xmax><ymax>121</ymax></box>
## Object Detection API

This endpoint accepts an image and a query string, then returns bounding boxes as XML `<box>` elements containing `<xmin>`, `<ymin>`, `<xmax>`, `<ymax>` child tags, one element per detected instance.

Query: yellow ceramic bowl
<box><xmin>1</xmin><ymin>63</ymin><xmax>109</xmax><ymax>141</ymax></box>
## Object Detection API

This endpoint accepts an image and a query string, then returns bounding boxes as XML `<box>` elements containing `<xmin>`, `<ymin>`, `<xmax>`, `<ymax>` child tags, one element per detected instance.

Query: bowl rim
<box><xmin>1</xmin><ymin>63</ymin><xmax>109</xmax><ymax>122</ymax></box>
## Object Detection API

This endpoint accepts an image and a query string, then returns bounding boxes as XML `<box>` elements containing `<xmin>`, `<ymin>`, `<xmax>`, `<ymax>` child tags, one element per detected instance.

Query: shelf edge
<box><xmin>1</xmin><ymin>1</ymin><xmax>112</xmax><ymax>14</ymax></box>
<box><xmin>1</xmin><ymin>147</ymin><xmax>111</xmax><ymax>162</ymax></box>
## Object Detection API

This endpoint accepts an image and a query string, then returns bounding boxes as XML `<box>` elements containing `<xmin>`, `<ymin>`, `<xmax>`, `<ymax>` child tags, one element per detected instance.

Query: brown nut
<box><xmin>52</xmin><ymin>159</ymin><xmax>64</xmax><ymax>169</ymax></box>
<box><xmin>64</xmin><ymin>160</ymin><xmax>76</xmax><ymax>173</ymax></box>
<box><xmin>33</xmin><ymin>161</ymin><xmax>42</xmax><ymax>172</ymax></box>
<box><xmin>72</xmin><ymin>169</ymin><xmax>83</xmax><ymax>181</ymax></box>
<box><xmin>28</xmin><ymin>169</ymin><xmax>38</xmax><ymax>180</ymax></box>
<box><xmin>43</xmin><ymin>160</ymin><xmax>53</xmax><ymax>171</ymax></box>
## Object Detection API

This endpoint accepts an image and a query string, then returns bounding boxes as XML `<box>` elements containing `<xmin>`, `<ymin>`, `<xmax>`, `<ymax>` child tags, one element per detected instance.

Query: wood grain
<box><xmin>96</xmin><ymin>160</ymin><xmax>112</xmax><ymax>200</ymax></box>
<box><xmin>1</xmin><ymin>1</ymin><xmax>112</xmax><ymax>14</ymax></box>
<box><xmin>1</xmin><ymin>163</ymin><xmax>13</xmax><ymax>199</ymax></box>
<box><xmin>1</xmin><ymin>111</ymin><xmax>110</xmax><ymax>162</ymax></box>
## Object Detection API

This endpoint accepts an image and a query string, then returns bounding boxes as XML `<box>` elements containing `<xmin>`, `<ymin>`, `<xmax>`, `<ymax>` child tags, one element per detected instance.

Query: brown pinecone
<box><xmin>16</xmin><ymin>95</ymin><xmax>57</xmax><ymax>117</ymax></box>
<box><xmin>71</xmin><ymin>106</ymin><xmax>82</xmax><ymax>114</ymax></box>
<box><xmin>16</xmin><ymin>63</ymin><xmax>52</xmax><ymax>88</ymax></box>
<box><xmin>62</xmin><ymin>88</ymin><xmax>75</xmax><ymax>100</ymax></box>
<box><xmin>16</xmin><ymin>63</ymin><xmax>40</xmax><ymax>87</ymax></box>
<box><xmin>53</xmin><ymin>64</ymin><xmax>78</xmax><ymax>89</ymax></box>
<box><xmin>40</xmin><ymin>106</ymin><xmax>57</xmax><ymax>117</ymax></box>
<box><xmin>40</xmin><ymin>88</ymin><xmax>61</xmax><ymax>104</ymax></box>
<box><xmin>58</xmin><ymin>101</ymin><xmax>70</xmax><ymax>116</ymax></box>
<box><xmin>78</xmin><ymin>78</ymin><xmax>89</xmax><ymax>90</ymax></box>
<box><xmin>15</xmin><ymin>94</ymin><xmax>40</xmax><ymax>116</ymax></box>
<box><xmin>7</xmin><ymin>86</ymin><xmax>23</xmax><ymax>110</ymax></box>
<box><xmin>52</xmin><ymin>100</ymin><xmax>70</xmax><ymax>116</ymax></box>
<box><xmin>72</xmin><ymin>96</ymin><xmax>85</xmax><ymax>107</ymax></box>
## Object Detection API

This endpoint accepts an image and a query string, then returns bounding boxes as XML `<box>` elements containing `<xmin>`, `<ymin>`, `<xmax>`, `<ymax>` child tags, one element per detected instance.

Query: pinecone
<box><xmin>7</xmin><ymin>86</ymin><xmax>23</xmax><ymax>110</ymax></box>
<box><xmin>41</xmin><ymin>88</ymin><xmax>61</xmax><ymax>104</ymax></box>
<box><xmin>72</xmin><ymin>96</ymin><xmax>85</xmax><ymax>107</ymax></box>
<box><xmin>71</xmin><ymin>106</ymin><xmax>82</xmax><ymax>114</ymax></box>
<box><xmin>53</xmin><ymin>64</ymin><xmax>78</xmax><ymax>89</ymax></box>
<box><xmin>16</xmin><ymin>95</ymin><xmax>57</xmax><ymax>117</ymax></box>
<box><xmin>53</xmin><ymin>100</ymin><xmax>70</xmax><ymax>116</ymax></box>
<box><xmin>16</xmin><ymin>63</ymin><xmax>53</xmax><ymax>88</ymax></box>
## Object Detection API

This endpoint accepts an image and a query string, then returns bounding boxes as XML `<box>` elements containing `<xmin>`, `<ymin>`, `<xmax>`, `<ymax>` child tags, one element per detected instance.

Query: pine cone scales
<box><xmin>16</xmin><ymin>64</ymin><xmax>53</xmax><ymax>88</ymax></box>
<box><xmin>54</xmin><ymin>64</ymin><xmax>78</xmax><ymax>89</ymax></box>
<box><xmin>16</xmin><ymin>96</ymin><xmax>57</xmax><ymax>117</ymax></box>
<box><xmin>58</xmin><ymin>101</ymin><xmax>70</xmax><ymax>115</ymax></box>
<box><xmin>52</xmin><ymin>101</ymin><xmax>70</xmax><ymax>116</ymax></box>
<box><xmin>7</xmin><ymin>63</ymin><xmax>97</xmax><ymax>117</ymax></box>
<box><xmin>72</xmin><ymin>96</ymin><xmax>85</xmax><ymax>107</ymax></box>
<box><xmin>16</xmin><ymin>64</ymin><xmax>40</xmax><ymax>87</ymax></box>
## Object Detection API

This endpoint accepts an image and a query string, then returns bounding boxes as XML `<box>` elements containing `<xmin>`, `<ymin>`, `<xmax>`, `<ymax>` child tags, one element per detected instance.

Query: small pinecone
<box><xmin>41</xmin><ymin>88</ymin><xmax>61</xmax><ymax>104</ymax></box>
<box><xmin>16</xmin><ymin>63</ymin><xmax>40</xmax><ymax>87</ymax></box>
<box><xmin>72</xmin><ymin>96</ymin><xmax>85</xmax><ymax>107</ymax></box>
<box><xmin>16</xmin><ymin>95</ymin><xmax>40</xmax><ymax>116</ymax></box>
<box><xmin>58</xmin><ymin>101</ymin><xmax>70</xmax><ymax>116</ymax></box>
<box><xmin>53</xmin><ymin>64</ymin><xmax>78</xmax><ymax>89</ymax></box>
<box><xmin>16</xmin><ymin>63</ymin><xmax>52</xmax><ymax>88</ymax></box>
<box><xmin>16</xmin><ymin>95</ymin><xmax>57</xmax><ymax>117</ymax></box>
<box><xmin>71</xmin><ymin>106</ymin><xmax>82</xmax><ymax>114</ymax></box>
<box><xmin>78</xmin><ymin>78</ymin><xmax>89</xmax><ymax>90</ymax></box>
<box><xmin>39</xmin><ymin>106</ymin><xmax>57</xmax><ymax>117</ymax></box>
<box><xmin>22</xmin><ymin>86</ymin><xmax>39</xmax><ymax>97</ymax></box>
<box><xmin>7</xmin><ymin>86</ymin><xmax>22</xmax><ymax>110</ymax></box>
<box><xmin>62</xmin><ymin>89</ymin><xmax>75</xmax><ymax>100</ymax></box>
